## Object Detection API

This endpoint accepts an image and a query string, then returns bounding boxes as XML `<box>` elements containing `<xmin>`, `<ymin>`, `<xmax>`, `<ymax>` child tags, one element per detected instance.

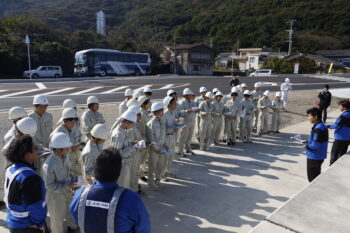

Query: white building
<box><xmin>96</xmin><ymin>10</ymin><xmax>106</xmax><ymax>36</ymax></box>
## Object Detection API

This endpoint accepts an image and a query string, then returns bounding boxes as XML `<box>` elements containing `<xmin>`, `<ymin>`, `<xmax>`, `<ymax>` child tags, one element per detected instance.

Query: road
<box><xmin>0</xmin><ymin>74</ymin><xmax>349</xmax><ymax>110</ymax></box>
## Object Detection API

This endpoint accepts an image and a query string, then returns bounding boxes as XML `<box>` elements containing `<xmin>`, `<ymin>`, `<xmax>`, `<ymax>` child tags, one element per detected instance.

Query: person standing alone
<box><xmin>318</xmin><ymin>84</ymin><xmax>332</xmax><ymax>123</ymax></box>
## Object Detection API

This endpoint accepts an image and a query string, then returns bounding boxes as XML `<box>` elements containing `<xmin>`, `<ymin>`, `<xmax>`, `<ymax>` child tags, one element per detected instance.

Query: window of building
<box><xmin>249</xmin><ymin>57</ymin><xmax>255</xmax><ymax>63</ymax></box>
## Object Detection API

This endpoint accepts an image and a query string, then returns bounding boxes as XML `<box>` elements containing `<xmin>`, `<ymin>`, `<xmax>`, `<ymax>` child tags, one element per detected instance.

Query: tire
<box><xmin>54</xmin><ymin>73</ymin><xmax>61</xmax><ymax>78</ymax></box>
<box><xmin>32</xmin><ymin>74</ymin><xmax>39</xmax><ymax>79</ymax></box>
<box><xmin>100</xmin><ymin>70</ymin><xmax>107</xmax><ymax>77</ymax></box>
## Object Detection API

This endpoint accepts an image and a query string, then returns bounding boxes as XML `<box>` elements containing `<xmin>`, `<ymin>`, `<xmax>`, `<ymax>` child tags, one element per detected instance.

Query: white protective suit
<box><xmin>257</xmin><ymin>97</ymin><xmax>272</xmax><ymax>134</ymax></box>
<box><xmin>51</xmin><ymin>125</ymin><xmax>82</xmax><ymax>177</ymax></box>
<box><xmin>127</xmin><ymin>122</ymin><xmax>143</xmax><ymax>192</ymax></box>
<box><xmin>280</xmin><ymin>82</ymin><xmax>292</xmax><ymax>104</ymax></box>
<box><xmin>224</xmin><ymin>99</ymin><xmax>242</xmax><ymax>143</ymax></box>
<box><xmin>29</xmin><ymin>111</ymin><xmax>53</xmax><ymax>147</ymax></box>
<box><xmin>119</xmin><ymin>99</ymin><xmax>129</xmax><ymax>115</ymax></box>
<box><xmin>199</xmin><ymin>101</ymin><xmax>214</xmax><ymax>149</ymax></box>
<box><xmin>178</xmin><ymin>99</ymin><xmax>197</xmax><ymax>154</ymax></box>
<box><xmin>240</xmin><ymin>99</ymin><xmax>255</xmax><ymax>142</ymax></box>
<box><xmin>81</xmin><ymin>140</ymin><xmax>103</xmax><ymax>183</ymax></box>
<box><xmin>163</xmin><ymin>109</ymin><xmax>177</xmax><ymax>176</ymax></box>
<box><xmin>221</xmin><ymin>94</ymin><xmax>232</xmax><ymax>141</ymax></box>
<box><xmin>110</xmin><ymin>125</ymin><xmax>135</xmax><ymax>189</ymax></box>
<box><xmin>271</xmin><ymin>99</ymin><xmax>285</xmax><ymax>132</ymax></box>
<box><xmin>251</xmin><ymin>90</ymin><xmax>263</xmax><ymax>130</ymax></box>
<box><xmin>212</xmin><ymin>100</ymin><xmax>224</xmax><ymax>144</ymax></box>
<box><xmin>3</xmin><ymin>125</ymin><xmax>16</xmax><ymax>145</ymax></box>
<box><xmin>146</xmin><ymin>117</ymin><xmax>166</xmax><ymax>185</ymax></box>
<box><xmin>42</xmin><ymin>152</ymin><xmax>76</xmax><ymax>233</ymax></box>
<box><xmin>81</xmin><ymin>110</ymin><xmax>105</xmax><ymax>141</ymax></box>
<box><xmin>195</xmin><ymin>96</ymin><xmax>205</xmax><ymax>141</ymax></box>
<box><xmin>139</xmin><ymin>108</ymin><xmax>152</xmax><ymax>177</ymax></box>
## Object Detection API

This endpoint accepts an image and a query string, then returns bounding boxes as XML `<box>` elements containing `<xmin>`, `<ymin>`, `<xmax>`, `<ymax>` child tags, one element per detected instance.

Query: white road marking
<box><xmin>0</xmin><ymin>90</ymin><xmax>8</xmax><ymax>93</ymax></box>
<box><xmin>69</xmin><ymin>87</ymin><xmax>104</xmax><ymax>95</ymax></box>
<box><xmin>160</xmin><ymin>84</ymin><xmax>174</xmax><ymax>89</ymax></box>
<box><xmin>40</xmin><ymin>87</ymin><xmax>75</xmax><ymax>96</ymax></box>
<box><xmin>35</xmin><ymin>83</ymin><xmax>47</xmax><ymax>89</ymax></box>
<box><xmin>0</xmin><ymin>89</ymin><xmax>42</xmax><ymax>98</ymax></box>
<box><xmin>101</xmin><ymin>86</ymin><xmax>129</xmax><ymax>94</ymax></box>
<box><xmin>134</xmin><ymin>85</ymin><xmax>152</xmax><ymax>92</ymax></box>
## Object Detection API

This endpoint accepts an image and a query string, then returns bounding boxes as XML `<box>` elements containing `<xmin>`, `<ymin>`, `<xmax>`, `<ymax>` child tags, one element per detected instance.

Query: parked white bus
<box><xmin>74</xmin><ymin>49</ymin><xmax>151</xmax><ymax>76</ymax></box>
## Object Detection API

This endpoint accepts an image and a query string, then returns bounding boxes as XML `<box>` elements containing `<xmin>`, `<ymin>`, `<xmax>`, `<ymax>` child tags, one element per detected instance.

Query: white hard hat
<box><xmin>87</xmin><ymin>96</ymin><xmax>99</xmax><ymax>105</ymax></box>
<box><xmin>63</xmin><ymin>99</ymin><xmax>77</xmax><ymax>109</ymax></box>
<box><xmin>231</xmin><ymin>87</ymin><xmax>238</xmax><ymax>93</ymax></box>
<box><xmin>33</xmin><ymin>95</ymin><xmax>49</xmax><ymax>105</ymax></box>
<box><xmin>127</xmin><ymin>99</ymin><xmax>138</xmax><ymax>108</ymax></box>
<box><xmin>215</xmin><ymin>91</ymin><xmax>223</xmax><ymax>97</ymax></box>
<box><xmin>91</xmin><ymin>124</ymin><xmax>110</xmax><ymax>140</ymax></box>
<box><xmin>128</xmin><ymin>106</ymin><xmax>141</xmax><ymax>115</ymax></box>
<box><xmin>167</xmin><ymin>89</ymin><xmax>176</xmax><ymax>96</ymax></box>
<box><xmin>264</xmin><ymin>90</ymin><xmax>270</xmax><ymax>96</ymax></box>
<box><xmin>143</xmin><ymin>87</ymin><xmax>153</xmax><ymax>93</ymax></box>
<box><xmin>243</xmin><ymin>90</ymin><xmax>251</xmax><ymax>95</ymax></box>
<box><xmin>151</xmin><ymin>102</ymin><xmax>163</xmax><ymax>112</ymax></box>
<box><xmin>205</xmin><ymin>92</ymin><xmax>214</xmax><ymax>99</ymax></box>
<box><xmin>138</xmin><ymin>96</ymin><xmax>149</xmax><ymax>106</ymax></box>
<box><xmin>121</xmin><ymin>110</ymin><xmax>137</xmax><ymax>123</ymax></box>
<box><xmin>285</xmin><ymin>78</ymin><xmax>290</xmax><ymax>83</ymax></box>
<box><xmin>62</xmin><ymin>108</ymin><xmax>78</xmax><ymax>120</ymax></box>
<box><xmin>254</xmin><ymin>82</ymin><xmax>261</xmax><ymax>88</ymax></box>
<box><xmin>16</xmin><ymin>117</ymin><xmax>37</xmax><ymax>136</ymax></box>
<box><xmin>236</xmin><ymin>85</ymin><xmax>242</xmax><ymax>92</ymax></box>
<box><xmin>163</xmin><ymin>96</ymin><xmax>174</xmax><ymax>106</ymax></box>
<box><xmin>50</xmin><ymin>132</ymin><xmax>72</xmax><ymax>149</ymax></box>
<box><xmin>276</xmin><ymin>92</ymin><xmax>282</xmax><ymax>97</ymax></box>
<box><xmin>124</xmin><ymin>88</ymin><xmax>134</xmax><ymax>97</ymax></box>
<box><xmin>241</xmin><ymin>83</ymin><xmax>247</xmax><ymax>88</ymax></box>
<box><xmin>133</xmin><ymin>90</ymin><xmax>144</xmax><ymax>99</ymax></box>
<box><xmin>183</xmin><ymin>88</ymin><xmax>194</xmax><ymax>96</ymax></box>
<box><xmin>9</xmin><ymin>107</ymin><xmax>27</xmax><ymax>120</ymax></box>
<box><xmin>212</xmin><ymin>88</ymin><xmax>219</xmax><ymax>93</ymax></box>
<box><xmin>199</xmin><ymin>87</ymin><xmax>208</xmax><ymax>93</ymax></box>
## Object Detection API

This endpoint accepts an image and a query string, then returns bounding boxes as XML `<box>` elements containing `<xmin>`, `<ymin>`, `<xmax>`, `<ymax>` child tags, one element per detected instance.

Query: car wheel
<box><xmin>32</xmin><ymin>74</ymin><xmax>39</xmax><ymax>79</ymax></box>
<box><xmin>54</xmin><ymin>73</ymin><xmax>61</xmax><ymax>78</ymax></box>
<box><xmin>100</xmin><ymin>70</ymin><xmax>107</xmax><ymax>77</ymax></box>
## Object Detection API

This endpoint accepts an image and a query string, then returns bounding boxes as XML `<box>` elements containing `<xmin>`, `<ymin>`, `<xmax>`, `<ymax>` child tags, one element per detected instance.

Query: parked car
<box><xmin>23</xmin><ymin>66</ymin><xmax>62</xmax><ymax>78</ymax></box>
<box><xmin>249</xmin><ymin>69</ymin><xmax>273</xmax><ymax>77</ymax></box>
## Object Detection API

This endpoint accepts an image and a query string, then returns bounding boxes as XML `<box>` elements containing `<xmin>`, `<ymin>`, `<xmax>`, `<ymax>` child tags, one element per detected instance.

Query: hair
<box><xmin>231</xmin><ymin>93</ymin><xmax>238</xmax><ymax>97</ymax></box>
<box><xmin>121</xmin><ymin>119</ymin><xmax>133</xmax><ymax>124</ymax></box>
<box><xmin>63</xmin><ymin>118</ymin><xmax>78</xmax><ymax>122</ymax></box>
<box><xmin>144</xmin><ymin>92</ymin><xmax>152</xmax><ymax>96</ymax></box>
<box><xmin>88</xmin><ymin>103</ymin><xmax>94</xmax><ymax>109</ymax></box>
<box><xmin>306</xmin><ymin>107</ymin><xmax>322</xmax><ymax>120</ymax></box>
<box><xmin>338</xmin><ymin>99</ymin><xmax>350</xmax><ymax>109</ymax></box>
<box><xmin>324</xmin><ymin>84</ymin><xmax>329</xmax><ymax>89</ymax></box>
<box><xmin>5</xmin><ymin>135</ymin><xmax>35</xmax><ymax>164</ymax></box>
<box><xmin>94</xmin><ymin>148</ymin><xmax>122</xmax><ymax>182</ymax></box>
<box><xmin>169</xmin><ymin>98</ymin><xmax>176</xmax><ymax>106</ymax></box>
<box><xmin>141</xmin><ymin>99</ymin><xmax>150</xmax><ymax>107</ymax></box>
<box><xmin>153</xmin><ymin>109</ymin><xmax>163</xmax><ymax>115</ymax></box>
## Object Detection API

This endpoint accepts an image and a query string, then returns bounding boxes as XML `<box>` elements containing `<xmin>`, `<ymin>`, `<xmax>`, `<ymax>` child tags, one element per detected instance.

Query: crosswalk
<box><xmin>0</xmin><ymin>83</ymin><xmax>190</xmax><ymax>99</ymax></box>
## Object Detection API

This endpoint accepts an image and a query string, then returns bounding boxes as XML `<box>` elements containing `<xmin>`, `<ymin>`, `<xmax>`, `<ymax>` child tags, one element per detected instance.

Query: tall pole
<box><xmin>287</xmin><ymin>20</ymin><xmax>295</xmax><ymax>56</ymax></box>
<box><xmin>25</xmin><ymin>35</ymin><xmax>32</xmax><ymax>79</ymax></box>
<box><xmin>173</xmin><ymin>35</ymin><xmax>176</xmax><ymax>74</ymax></box>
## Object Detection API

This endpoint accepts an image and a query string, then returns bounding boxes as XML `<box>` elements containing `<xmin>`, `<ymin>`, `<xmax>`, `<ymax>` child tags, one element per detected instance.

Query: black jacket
<box><xmin>230</xmin><ymin>78</ymin><xmax>239</xmax><ymax>87</ymax></box>
<box><xmin>318</xmin><ymin>91</ymin><xmax>332</xmax><ymax>106</ymax></box>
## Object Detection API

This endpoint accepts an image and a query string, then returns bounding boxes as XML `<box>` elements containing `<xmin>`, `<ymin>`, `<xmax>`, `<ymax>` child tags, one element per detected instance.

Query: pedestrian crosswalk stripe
<box><xmin>134</xmin><ymin>85</ymin><xmax>152</xmax><ymax>92</ymax></box>
<box><xmin>160</xmin><ymin>84</ymin><xmax>174</xmax><ymax>89</ymax></box>
<box><xmin>69</xmin><ymin>87</ymin><xmax>104</xmax><ymax>95</ymax></box>
<box><xmin>35</xmin><ymin>83</ymin><xmax>47</xmax><ymax>89</ymax></box>
<box><xmin>40</xmin><ymin>87</ymin><xmax>75</xmax><ymax>96</ymax></box>
<box><xmin>0</xmin><ymin>89</ymin><xmax>42</xmax><ymax>98</ymax></box>
<box><xmin>101</xmin><ymin>86</ymin><xmax>129</xmax><ymax>94</ymax></box>
<box><xmin>0</xmin><ymin>90</ymin><xmax>7</xmax><ymax>93</ymax></box>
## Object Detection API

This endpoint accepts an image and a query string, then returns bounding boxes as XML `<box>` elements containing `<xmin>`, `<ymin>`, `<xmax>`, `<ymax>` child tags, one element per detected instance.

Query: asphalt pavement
<box><xmin>0</xmin><ymin>74</ymin><xmax>349</xmax><ymax>110</ymax></box>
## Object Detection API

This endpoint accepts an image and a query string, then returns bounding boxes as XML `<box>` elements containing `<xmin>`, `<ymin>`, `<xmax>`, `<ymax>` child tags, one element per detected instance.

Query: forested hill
<box><xmin>1</xmin><ymin>0</ymin><xmax>350</xmax><ymax>52</ymax></box>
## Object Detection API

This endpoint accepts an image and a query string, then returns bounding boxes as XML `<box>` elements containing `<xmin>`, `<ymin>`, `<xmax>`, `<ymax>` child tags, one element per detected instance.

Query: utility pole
<box><xmin>210</xmin><ymin>37</ymin><xmax>213</xmax><ymax>49</ymax></box>
<box><xmin>287</xmin><ymin>20</ymin><xmax>296</xmax><ymax>56</ymax></box>
<box><xmin>25</xmin><ymin>34</ymin><xmax>32</xmax><ymax>79</ymax></box>
<box><xmin>173</xmin><ymin>35</ymin><xmax>176</xmax><ymax>75</ymax></box>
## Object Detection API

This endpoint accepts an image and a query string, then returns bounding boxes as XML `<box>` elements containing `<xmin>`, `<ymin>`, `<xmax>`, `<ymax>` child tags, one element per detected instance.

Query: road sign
<box><xmin>25</xmin><ymin>34</ymin><xmax>30</xmax><ymax>44</ymax></box>
<box><xmin>294</xmin><ymin>63</ymin><xmax>299</xmax><ymax>74</ymax></box>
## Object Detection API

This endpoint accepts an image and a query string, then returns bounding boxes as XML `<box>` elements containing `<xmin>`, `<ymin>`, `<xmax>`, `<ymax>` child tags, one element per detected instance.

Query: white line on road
<box><xmin>40</xmin><ymin>87</ymin><xmax>75</xmax><ymax>96</ymax></box>
<box><xmin>0</xmin><ymin>89</ymin><xmax>42</xmax><ymax>98</ymax></box>
<box><xmin>160</xmin><ymin>84</ymin><xmax>174</xmax><ymax>89</ymax></box>
<box><xmin>0</xmin><ymin>90</ymin><xmax>8</xmax><ymax>93</ymax></box>
<box><xmin>35</xmin><ymin>83</ymin><xmax>47</xmax><ymax>89</ymax></box>
<box><xmin>69</xmin><ymin>87</ymin><xmax>104</xmax><ymax>96</ymax></box>
<box><xmin>101</xmin><ymin>86</ymin><xmax>129</xmax><ymax>94</ymax></box>
<box><xmin>134</xmin><ymin>85</ymin><xmax>152</xmax><ymax>92</ymax></box>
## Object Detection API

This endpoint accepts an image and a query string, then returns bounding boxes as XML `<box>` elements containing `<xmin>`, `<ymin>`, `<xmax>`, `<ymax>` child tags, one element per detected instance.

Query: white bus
<box><xmin>74</xmin><ymin>49</ymin><xmax>151</xmax><ymax>76</ymax></box>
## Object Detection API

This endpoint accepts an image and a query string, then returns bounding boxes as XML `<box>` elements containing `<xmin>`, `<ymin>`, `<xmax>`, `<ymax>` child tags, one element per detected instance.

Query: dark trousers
<box><xmin>10</xmin><ymin>228</ymin><xmax>43</xmax><ymax>233</ymax></box>
<box><xmin>307</xmin><ymin>159</ymin><xmax>324</xmax><ymax>182</ymax></box>
<box><xmin>330</xmin><ymin>139</ymin><xmax>350</xmax><ymax>165</ymax></box>
<box><xmin>319</xmin><ymin>105</ymin><xmax>329</xmax><ymax>123</ymax></box>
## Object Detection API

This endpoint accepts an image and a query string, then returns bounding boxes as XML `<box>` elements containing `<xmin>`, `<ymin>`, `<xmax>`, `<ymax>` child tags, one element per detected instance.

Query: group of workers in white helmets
<box><xmin>0</xmin><ymin>78</ymin><xmax>292</xmax><ymax>233</ymax></box>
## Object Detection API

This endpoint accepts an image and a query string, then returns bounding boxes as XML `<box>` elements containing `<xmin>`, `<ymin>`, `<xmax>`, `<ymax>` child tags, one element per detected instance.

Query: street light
<box><xmin>25</xmin><ymin>34</ymin><xmax>32</xmax><ymax>79</ymax></box>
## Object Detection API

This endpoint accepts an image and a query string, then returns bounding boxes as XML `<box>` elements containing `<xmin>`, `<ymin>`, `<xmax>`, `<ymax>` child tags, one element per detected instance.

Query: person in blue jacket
<box><xmin>70</xmin><ymin>148</ymin><xmax>151</xmax><ymax>233</ymax></box>
<box><xmin>4</xmin><ymin>135</ymin><xmax>47</xmax><ymax>233</ymax></box>
<box><xmin>327</xmin><ymin>99</ymin><xmax>350</xmax><ymax>165</ymax></box>
<box><xmin>302</xmin><ymin>107</ymin><xmax>328</xmax><ymax>182</ymax></box>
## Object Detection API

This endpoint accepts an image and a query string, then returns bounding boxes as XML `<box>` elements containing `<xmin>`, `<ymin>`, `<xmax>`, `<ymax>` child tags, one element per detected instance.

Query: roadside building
<box><xmin>316</xmin><ymin>49</ymin><xmax>350</xmax><ymax>68</ymax></box>
<box><xmin>160</xmin><ymin>43</ymin><xmax>213</xmax><ymax>75</ymax></box>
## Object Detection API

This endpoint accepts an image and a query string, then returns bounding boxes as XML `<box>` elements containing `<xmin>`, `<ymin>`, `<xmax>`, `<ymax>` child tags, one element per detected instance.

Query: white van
<box><xmin>249</xmin><ymin>69</ymin><xmax>273</xmax><ymax>77</ymax></box>
<box><xmin>23</xmin><ymin>66</ymin><xmax>63</xmax><ymax>78</ymax></box>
